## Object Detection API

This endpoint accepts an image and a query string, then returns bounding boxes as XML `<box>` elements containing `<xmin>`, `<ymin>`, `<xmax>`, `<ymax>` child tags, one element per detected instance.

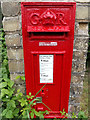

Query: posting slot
<box><xmin>29</xmin><ymin>32</ymin><xmax>67</xmax><ymax>40</ymax></box>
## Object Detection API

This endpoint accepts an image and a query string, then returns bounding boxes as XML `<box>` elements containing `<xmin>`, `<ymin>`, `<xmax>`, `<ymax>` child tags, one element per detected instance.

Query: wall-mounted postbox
<box><xmin>21</xmin><ymin>2</ymin><xmax>76</xmax><ymax>118</ymax></box>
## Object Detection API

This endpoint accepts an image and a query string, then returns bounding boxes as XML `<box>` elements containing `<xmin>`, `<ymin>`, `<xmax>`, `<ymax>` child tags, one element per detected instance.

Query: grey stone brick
<box><xmin>2</xmin><ymin>16</ymin><xmax>21</xmax><ymax>31</ymax></box>
<box><xmin>5</xmin><ymin>34</ymin><xmax>21</xmax><ymax>47</ymax></box>
<box><xmin>7</xmin><ymin>49</ymin><xmax>24</xmax><ymax>60</ymax></box>
<box><xmin>1</xmin><ymin>2</ymin><xmax>20</xmax><ymax>17</ymax></box>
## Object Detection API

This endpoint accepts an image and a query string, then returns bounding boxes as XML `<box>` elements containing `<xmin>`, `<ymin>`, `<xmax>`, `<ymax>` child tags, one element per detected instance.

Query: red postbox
<box><xmin>21</xmin><ymin>2</ymin><xmax>76</xmax><ymax>118</ymax></box>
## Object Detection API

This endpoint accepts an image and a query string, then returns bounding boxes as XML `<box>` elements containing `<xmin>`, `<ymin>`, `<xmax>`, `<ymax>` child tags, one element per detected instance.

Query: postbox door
<box><xmin>31</xmin><ymin>52</ymin><xmax>66</xmax><ymax>111</ymax></box>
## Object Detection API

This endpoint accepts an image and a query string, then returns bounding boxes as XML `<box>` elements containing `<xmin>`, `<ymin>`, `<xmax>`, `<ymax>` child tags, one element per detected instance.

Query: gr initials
<box><xmin>30</xmin><ymin>12</ymin><xmax>67</xmax><ymax>25</ymax></box>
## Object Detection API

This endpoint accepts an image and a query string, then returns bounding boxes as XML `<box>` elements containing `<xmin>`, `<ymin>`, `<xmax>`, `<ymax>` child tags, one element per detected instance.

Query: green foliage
<box><xmin>78</xmin><ymin>111</ymin><xmax>87</xmax><ymax>118</ymax></box>
<box><xmin>0</xmin><ymin>29</ymin><xmax>47</xmax><ymax>119</ymax></box>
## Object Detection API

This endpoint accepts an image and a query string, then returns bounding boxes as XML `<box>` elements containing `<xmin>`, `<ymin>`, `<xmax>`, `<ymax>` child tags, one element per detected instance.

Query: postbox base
<box><xmin>44</xmin><ymin>111</ymin><xmax>65</xmax><ymax>118</ymax></box>
<box><xmin>44</xmin><ymin>115</ymin><xmax>64</xmax><ymax>119</ymax></box>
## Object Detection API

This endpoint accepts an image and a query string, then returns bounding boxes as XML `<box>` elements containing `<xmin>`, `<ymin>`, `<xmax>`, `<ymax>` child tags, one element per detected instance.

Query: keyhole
<box><xmin>42</xmin><ymin>90</ymin><xmax>44</xmax><ymax>92</ymax></box>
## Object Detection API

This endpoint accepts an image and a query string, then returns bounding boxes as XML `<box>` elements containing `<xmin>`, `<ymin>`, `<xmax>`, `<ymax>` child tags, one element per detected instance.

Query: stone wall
<box><xmin>1</xmin><ymin>0</ymin><xmax>89</xmax><ymax>116</ymax></box>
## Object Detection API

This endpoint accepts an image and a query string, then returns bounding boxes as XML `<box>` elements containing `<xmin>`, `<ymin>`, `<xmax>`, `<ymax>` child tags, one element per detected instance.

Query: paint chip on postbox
<box><xmin>39</xmin><ymin>42</ymin><xmax>57</xmax><ymax>46</ymax></box>
<box><xmin>39</xmin><ymin>55</ymin><xmax>53</xmax><ymax>83</ymax></box>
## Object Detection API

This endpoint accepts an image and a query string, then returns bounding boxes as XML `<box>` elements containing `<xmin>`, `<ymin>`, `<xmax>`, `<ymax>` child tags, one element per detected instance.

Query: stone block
<box><xmin>74</xmin><ymin>37</ymin><xmax>88</xmax><ymax>50</ymax></box>
<box><xmin>76</xmin><ymin>6</ymin><xmax>88</xmax><ymax>20</ymax></box>
<box><xmin>5</xmin><ymin>34</ymin><xmax>21</xmax><ymax>47</ymax></box>
<box><xmin>71</xmin><ymin>74</ymin><xmax>83</xmax><ymax>85</ymax></box>
<box><xmin>68</xmin><ymin>104</ymin><xmax>80</xmax><ymax>116</ymax></box>
<box><xmin>71</xmin><ymin>96</ymin><xmax>81</xmax><ymax>104</ymax></box>
<box><xmin>7</xmin><ymin>49</ymin><xmax>24</xmax><ymax>60</ymax></box>
<box><xmin>1</xmin><ymin>2</ymin><xmax>20</xmax><ymax>17</ymax></box>
<box><xmin>10</xmin><ymin>73</ymin><xmax>25</xmax><ymax>84</ymax></box>
<box><xmin>8</xmin><ymin>60</ymin><xmax>24</xmax><ymax>73</ymax></box>
<box><xmin>70</xmin><ymin>86</ymin><xmax>83</xmax><ymax>96</ymax></box>
<box><xmin>73</xmin><ymin>50</ymin><xmax>87</xmax><ymax>60</ymax></box>
<box><xmin>2</xmin><ymin>16</ymin><xmax>21</xmax><ymax>31</ymax></box>
<box><xmin>14</xmin><ymin>84</ymin><xmax>26</xmax><ymax>95</ymax></box>
<box><xmin>78</xmin><ymin>23</ymin><xmax>88</xmax><ymax>35</ymax></box>
<box><xmin>72</xmin><ymin>61</ymin><xmax>86</xmax><ymax>73</ymax></box>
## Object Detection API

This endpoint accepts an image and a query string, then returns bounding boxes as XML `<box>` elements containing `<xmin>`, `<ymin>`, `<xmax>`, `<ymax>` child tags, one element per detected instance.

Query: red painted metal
<box><xmin>21</xmin><ymin>2</ymin><xmax>76</xmax><ymax>118</ymax></box>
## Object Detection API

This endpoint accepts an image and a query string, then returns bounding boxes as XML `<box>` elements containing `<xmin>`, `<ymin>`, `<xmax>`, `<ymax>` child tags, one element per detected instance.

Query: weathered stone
<box><xmin>7</xmin><ymin>49</ymin><xmax>23</xmax><ymax>60</ymax></box>
<box><xmin>70</xmin><ymin>86</ymin><xmax>83</xmax><ymax>96</ymax></box>
<box><xmin>74</xmin><ymin>37</ymin><xmax>88</xmax><ymax>50</ymax></box>
<box><xmin>71</xmin><ymin>75</ymin><xmax>83</xmax><ymax>86</ymax></box>
<box><xmin>14</xmin><ymin>84</ymin><xmax>26</xmax><ymax>95</ymax></box>
<box><xmin>1</xmin><ymin>2</ymin><xmax>20</xmax><ymax>16</ymax></box>
<box><xmin>73</xmin><ymin>50</ymin><xmax>87</xmax><ymax>60</ymax></box>
<box><xmin>71</xmin><ymin>96</ymin><xmax>81</xmax><ymax>104</ymax></box>
<box><xmin>8</xmin><ymin>60</ymin><xmax>24</xmax><ymax>73</ymax></box>
<box><xmin>78</xmin><ymin>23</ymin><xmax>88</xmax><ymax>35</ymax></box>
<box><xmin>74</xmin><ymin>22</ymin><xmax>79</xmax><ymax>35</ymax></box>
<box><xmin>76</xmin><ymin>6</ymin><xmax>88</xmax><ymax>19</ymax></box>
<box><xmin>72</xmin><ymin>61</ymin><xmax>86</xmax><ymax>73</ymax></box>
<box><xmin>68</xmin><ymin>105</ymin><xmax>75</xmax><ymax>113</ymax></box>
<box><xmin>2</xmin><ymin>16</ymin><xmax>21</xmax><ymax>31</ymax></box>
<box><xmin>5</xmin><ymin>34</ymin><xmax>21</xmax><ymax>47</ymax></box>
<box><xmin>10</xmin><ymin>73</ymin><xmax>25</xmax><ymax>84</ymax></box>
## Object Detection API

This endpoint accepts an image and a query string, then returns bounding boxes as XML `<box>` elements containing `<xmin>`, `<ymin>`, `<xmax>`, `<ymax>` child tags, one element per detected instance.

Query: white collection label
<box><xmin>39</xmin><ymin>42</ymin><xmax>57</xmax><ymax>46</ymax></box>
<box><xmin>39</xmin><ymin>55</ymin><xmax>53</xmax><ymax>83</ymax></box>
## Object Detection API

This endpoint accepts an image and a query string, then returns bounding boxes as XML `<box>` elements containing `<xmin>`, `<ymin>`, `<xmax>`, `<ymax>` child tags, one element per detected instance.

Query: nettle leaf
<box><xmin>34</xmin><ymin>110</ymin><xmax>41</xmax><ymax>117</ymax></box>
<box><xmin>21</xmin><ymin>76</ymin><xmax>25</xmax><ymax>81</ymax></box>
<box><xmin>30</xmin><ymin>111</ymin><xmax>34</xmax><ymax>119</ymax></box>
<box><xmin>0</xmin><ymin>82</ymin><xmax>7</xmax><ymax>88</ymax></box>
<box><xmin>1</xmin><ymin>89</ymin><xmax>9</xmax><ymax>98</ymax></box>
<box><xmin>6</xmin><ymin>110</ymin><xmax>13</xmax><ymax>118</ymax></box>
<box><xmin>8</xmin><ymin>80</ymin><xmax>14</xmax><ymax>88</ymax></box>
<box><xmin>19</xmin><ymin>98</ymin><xmax>27</xmax><ymax>107</ymax></box>
<box><xmin>10</xmin><ymin>100</ymin><xmax>16</xmax><ymax>108</ymax></box>
<box><xmin>2</xmin><ymin>109</ymin><xmax>8</xmax><ymax>116</ymax></box>
<box><xmin>15</xmin><ymin>75</ymin><xmax>20</xmax><ymax>80</ymax></box>
<box><xmin>13</xmin><ymin>108</ymin><xmax>19</xmax><ymax>116</ymax></box>
<box><xmin>17</xmin><ymin>89</ymin><xmax>20</xmax><ymax>93</ymax></box>
<box><xmin>2</xmin><ymin>98</ymin><xmax>9</xmax><ymax>102</ymax></box>
<box><xmin>7</xmin><ymin>100</ymin><xmax>16</xmax><ymax>108</ymax></box>
<box><xmin>3</xmin><ymin>59</ymin><xmax>8</xmax><ymax>66</ymax></box>
<box><xmin>26</xmin><ymin>95</ymin><xmax>30</xmax><ymax>99</ymax></box>
<box><xmin>3</xmin><ymin>77</ymin><xmax>9</xmax><ymax>82</ymax></box>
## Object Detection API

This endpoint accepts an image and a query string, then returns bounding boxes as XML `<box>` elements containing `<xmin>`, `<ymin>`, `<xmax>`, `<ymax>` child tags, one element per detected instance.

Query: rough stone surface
<box><xmin>74</xmin><ymin>37</ymin><xmax>88</xmax><ymax>50</ymax></box>
<box><xmin>72</xmin><ymin>61</ymin><xmax>86</xmax><ymax>73</ymax></box>
<box><xmin>1</xmin><ymin>2</ymin><xmax>20</xmax><ymax>17</ymax></box>
<box><xmin>10</xmin><ymin>73</ymin><xmax>25</xmax><ymax>84</ymax></box>
<box><xmin>2</xmin><ymin>16</ymin><xmax>21</xmax><ymax>31</ymax></box>
<box><xmin>7</xmin><ymin>49</ymin><xmax>23</xmax><ymax>60</ymax></box>
<box><xmin>5</xmin><ymin>34</ymin><xmax>21</xmax><ymax>47</ymax></box>
<box><xmin>78</xmin><ymin>23</ymin><xmax>88</xmax><ymax>35</ymax></box>
<box><xmin>8</xmin><ymin>60</ymin><xmax>24</xmax><ymax>73</ymax></box>
<box><xmin>14</xmin><ymin>84</ymin><xmax>26</xmax><ymax>94</ymax></box>
<box><xmin>73</xmin><ymin>50</ymin><xmax>87</xmax><ymax>60</ymax></box>
<box><xmin>76</xmin><ymin>6</ymin><xmax>88</xmax><ymax>20</ymax></box>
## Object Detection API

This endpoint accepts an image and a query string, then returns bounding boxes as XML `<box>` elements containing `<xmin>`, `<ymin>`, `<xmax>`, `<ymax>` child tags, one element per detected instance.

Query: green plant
<box><xmin>78</xmin><ymin>111</ymin><xmax>87</xmax><ymax>119</ymax></box>
<box><xmin>0</xmin><ymin>29</ymin><xmax>48</xmax><ymax>119</ymax></box>
<box><xmin>1</xmin><ymin>77</ymin><xmax>49</xmax><ymax>119</ymax></box>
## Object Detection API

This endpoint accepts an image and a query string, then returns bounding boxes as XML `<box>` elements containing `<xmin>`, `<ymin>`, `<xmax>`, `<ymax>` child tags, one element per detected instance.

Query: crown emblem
<box><xmin>41</xmin><ymin>9</ymin><xmax>56</xmax><ymax>25</ymax></box>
